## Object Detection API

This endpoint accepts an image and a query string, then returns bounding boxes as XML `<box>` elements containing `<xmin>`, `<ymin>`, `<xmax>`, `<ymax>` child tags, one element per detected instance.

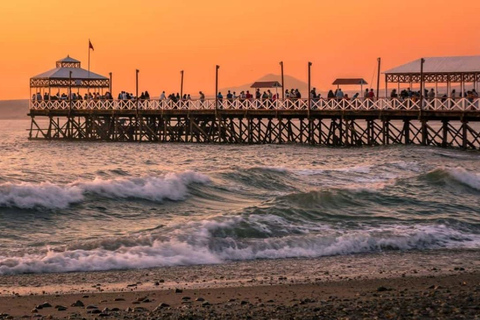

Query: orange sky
<box><xmin>0</xmin><ymin>0</ymin><xmax>479</xmax><ymax>99</ymax></box>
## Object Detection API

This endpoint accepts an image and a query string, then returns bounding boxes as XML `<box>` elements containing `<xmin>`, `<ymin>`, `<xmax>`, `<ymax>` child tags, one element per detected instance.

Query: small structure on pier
<box><xmin>251</xmin><ymin>81</ymin><xmax>282</xmax><ymax>97</ymax></box>
<box><xmin>30</xmin><ymin>56</ymin><xmax>110</xmax><ymax>98</ymax></box>
<box><xmin>384</xmin><ymin>56</ymin><xmax>480</xmax><ymax>95</ymax></box>
<box><xmin>250</xmin><ymin>81</ymin><xmax>282</xmax><ymax>88</ymax></box>
<box><xmin>332</xmin><ymin>78</ymin><xmax>368</xmax><ymax>93</ymax></box>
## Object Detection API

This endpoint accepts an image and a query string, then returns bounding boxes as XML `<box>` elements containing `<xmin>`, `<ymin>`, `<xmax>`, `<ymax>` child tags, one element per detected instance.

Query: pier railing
<box><xmin>29</xmin><ymin>98</ymin><xmax>480</xmax><ymax>112</ymax></box>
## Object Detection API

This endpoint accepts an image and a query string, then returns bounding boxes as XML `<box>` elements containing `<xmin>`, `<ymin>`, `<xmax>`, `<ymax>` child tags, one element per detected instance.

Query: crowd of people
<box><xmin>32</xmin><ymin>91</ymin><xmax>114</xmax><ymax>101</ymax></box>
<box><xmin>32</xmin><ymin>87</ymin><xmax>479</xmax><ymax>104</ymax></box>
<box><xmin>390</xmin><ymin>88</ymin><xmax>479</xmax><ymax>102</ymax></box>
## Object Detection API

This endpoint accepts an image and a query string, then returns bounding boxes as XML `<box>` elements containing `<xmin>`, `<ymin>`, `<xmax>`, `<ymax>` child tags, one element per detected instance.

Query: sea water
<box><xmin>0</xmin><ymin>119</ymin><xmax>479</xmax><ymax>275</ymax></box>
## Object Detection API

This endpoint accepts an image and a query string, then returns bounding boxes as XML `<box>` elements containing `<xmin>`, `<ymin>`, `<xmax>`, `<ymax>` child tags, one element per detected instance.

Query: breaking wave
<box><xmin>0</xmin><ymin>215</ymin><xmax>478</xmax><ymax>275</ymax></box>
<box><xmin>0</xmin><ymin>171</ymin><xmax>211</xmax><ymax>209</ymax></box>
<box><xmin>423</xmin><ymin>167</ymin><xmax>480</xmax><ymax>191</ymax></box>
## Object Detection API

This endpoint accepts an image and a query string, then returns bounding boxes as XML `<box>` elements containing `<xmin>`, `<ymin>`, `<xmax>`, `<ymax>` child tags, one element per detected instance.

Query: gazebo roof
<box><xmin>384</xmin><ymin>56</ymin><xmax>480</xmax><ymax>83</ymax></box>
<box><xmin>30</xmin><ymin>56</ymin><xmax>109</xmax><ymax>88</ymax></box>
<box><xmin>384</xmin><ymin>56</ymin><xmax>480</xmax><ymax>74</ymax></box>
<box><xmin>332</xmin><ymin>78</ymin><xmax>368</xmax><ymax>85</ymax></box>
<box><xmin>251</xmin><ymin>81</ymin><xmax>282</xmax><ymax>88</ymax></box>
<box><xmin>57</xmin><ymin>56</ymin><xmax>81</xmax><ymax>64</ymax></box>
<box><xmin>32</xmin><ymin>67</ymin><xmax>108</xmax><ymax>81</ymax></box>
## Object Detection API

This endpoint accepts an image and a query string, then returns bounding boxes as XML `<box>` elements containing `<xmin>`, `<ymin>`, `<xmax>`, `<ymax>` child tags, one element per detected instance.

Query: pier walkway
<box><xmin>28</xmin><ymin>98</ymin><xmax>480</xmax><ymax>149</ymax></box>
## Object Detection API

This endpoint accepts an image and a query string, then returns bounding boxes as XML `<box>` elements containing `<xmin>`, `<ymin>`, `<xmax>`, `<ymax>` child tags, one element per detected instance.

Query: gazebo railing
<box><xmin>29</xmin><ymin>98</ymin><xmax>480</xmax><ymax>111</ymax></box>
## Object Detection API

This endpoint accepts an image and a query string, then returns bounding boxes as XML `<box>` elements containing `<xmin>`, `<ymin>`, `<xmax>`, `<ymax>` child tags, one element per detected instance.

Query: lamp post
<box><xmin>136</xmin><ymin>69</ymin><xmax>139</xmax><ymax>110</ymax></box>
<box><xmin>215</xmin><ymin>65</ymin><xmax>219</xmax><ymax>111</ymax></box>
<box><xmin>307</xmin><ymin>62</ymin><xmax>312</xmax><ymax>116</ymax></box>
<box><xmin>376</xmin><ymin>57</ymin><xmax>381</xmax><ymax>100</ymax></box>
<box><xmin>180</xmin><ymin>70</ymin><xmax>184</xmax><ymax>99</ymax></box>
<box><xmin>280</xmin><ymin>61</ymin><xmax>285</xmax><ymax>100</ymax></box>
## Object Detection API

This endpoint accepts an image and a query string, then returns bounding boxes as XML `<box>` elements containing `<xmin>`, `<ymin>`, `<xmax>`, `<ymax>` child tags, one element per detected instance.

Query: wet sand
<box><xmin>0</xmin><ymin>249</ymin><xmax>479</xmax><ymax>319</ymax></box>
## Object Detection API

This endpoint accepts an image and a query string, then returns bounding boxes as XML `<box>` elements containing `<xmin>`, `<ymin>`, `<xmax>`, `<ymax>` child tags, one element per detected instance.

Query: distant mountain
<box><xmin>0</xmin><ymin>100</ymin><xmax>29</xmax><ymax>119</ymax></box>
<box><xmin>220</xmin><ymin>74</ymin><xmax>312</xmax><ymax>97</ymax></box>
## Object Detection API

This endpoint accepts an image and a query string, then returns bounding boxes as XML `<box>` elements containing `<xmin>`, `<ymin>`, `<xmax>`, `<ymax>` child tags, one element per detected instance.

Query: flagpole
<box><xmin>88</xmin><ymin>39</ymin><xmax>91</xmax><ymax>96</ymax></box>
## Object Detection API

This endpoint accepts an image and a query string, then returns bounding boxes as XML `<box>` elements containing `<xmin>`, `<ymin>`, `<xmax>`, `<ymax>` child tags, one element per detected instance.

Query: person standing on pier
<box><xmin>328</xmin><ymin>90</ymin><xmax>334</xmax><ymax>100</ymax></box>
<box><xmin>227</xmin><ymin>90</ymin><xmax>233</xmax><ymax>108</ymax></box>
<box><xmin>217</xmin><ymin>92</ymin><xmax>223</xmax><ymax>109</ymax></box>
<box><xmin>336</xmin><ymin>88</ymin><xmax>344</xmax><ymax>101</ymax></box>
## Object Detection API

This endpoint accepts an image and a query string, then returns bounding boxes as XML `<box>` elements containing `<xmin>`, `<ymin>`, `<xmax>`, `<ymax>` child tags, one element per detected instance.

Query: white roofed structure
<box><xmin>384</xmin><ymin>56</ymin><xmax>480</xmax><ymax>84</ymax></box>
<box><xmin>30</xmin><ymin>56</ymin><xmax>110</xmax><ymax>89</ymax></box>
<box><xmin>384</xmin><ymin>56</ymin><xmax>480</xmax><ymax>97</ymax></box>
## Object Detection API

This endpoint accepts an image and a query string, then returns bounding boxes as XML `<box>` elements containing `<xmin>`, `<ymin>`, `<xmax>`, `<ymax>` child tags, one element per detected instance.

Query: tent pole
<box><xmin>109</xmin><ymin>72</ymin><xmax>113</xmax><ymax>95</ymax></box>
<box><xmin>385</xmin><ymin>78</ymin><xmax>388</xmax><ymax>99</ymax></box>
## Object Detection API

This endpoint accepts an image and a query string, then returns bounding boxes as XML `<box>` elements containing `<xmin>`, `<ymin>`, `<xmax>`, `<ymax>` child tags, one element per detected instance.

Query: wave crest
<box><xmin>1</xmin><ymin>216</ymin><xmax>478</xmax><ymax>275</ymax></box>
<box><xmin>0</xmin><ymin>171</ymin><xmax>211</xmax><ymax>209</ymax></box>
<box><xmin>424</xmin><ymin>167</ymin><xmax>480</xmax><ymax>191</ymax></box>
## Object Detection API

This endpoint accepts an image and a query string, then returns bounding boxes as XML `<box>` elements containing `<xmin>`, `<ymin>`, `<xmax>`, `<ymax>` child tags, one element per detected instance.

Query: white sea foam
<box><xmin>0</xmin><ymin>182</ymin><xmax>83</xmax><ymax>209</ymax></box>
<box><xmin>1</xmin><ymin>216</ymin><xmax>479</xmax><ymax>275</ymax></box>
<box><xmin>0</xmin><ymin>171</ymin><xmax>211</xmax><ymax>209</ymax></box>
<box><xmin>446</xmin><ymin>167</ymin><xmax>480</xmax><ymax>190</ymax></box>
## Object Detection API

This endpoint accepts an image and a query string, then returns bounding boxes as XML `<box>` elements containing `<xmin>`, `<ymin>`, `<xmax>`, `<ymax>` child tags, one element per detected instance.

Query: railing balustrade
<box><xmin>29</xmin><ymin>98</ymin><xmax>480</xmax><ymax>112</ymax></box>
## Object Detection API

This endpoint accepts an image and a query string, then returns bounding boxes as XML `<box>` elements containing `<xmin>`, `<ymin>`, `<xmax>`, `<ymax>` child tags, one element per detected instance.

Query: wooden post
<box><xmin>403</xmin><ymin>120</ymin><xmax>410</xmax><ymax>145</ymax></box>
<box><xmin>442</xmin><ymin>120</ymin><xmax>448</xmax><ymax>148</ymax></box>
<box><xmin>421</xmin><ymin>120</ymin><xmax>428</xmax><ymax>146</ymax></box>
<box><xmin>180</xmin><ymin>70</ymin><xmax>184</xmax><ymax>98</ymax></box>
<box><xmin>69</xmin><ymin>71</ymin><xmax>72</xmax><ymax>112</ymax></box>
<box><xmin>109</xmin><ymin>72</ymin><xmax>112</xmax><ymax>95</ymax></box>
<box><xmin>135</xmin><ymin>69</ymin><xmax>139</xmax><ymax>111</ymax></box>
<box><xmin>420</xmin><ymin>58</ymin><xmax>425</xmax><ymax>109</ymax></box>
<box><xmin>215</xmin><ymin>65</ymin><xmax>219</xmax><ymax>112</ymax></box>
<box><xmin>376</xmin><ymin>57</ymin><xmax>381</xmax><ymax>100</ymax></box>
<box><xmin>385</xmin><ymin>76</ymin><xmax>388</xmax><ymax>99</ymax></box>
<box><xmin>307</xmin><ymin>62</ymin><xmax>312</xmax><ymax>117</ymax></box>
<box><xmin>280</xmin><ymin>61</ymin><xmax>285</xmax><ymax>100</ymax></box>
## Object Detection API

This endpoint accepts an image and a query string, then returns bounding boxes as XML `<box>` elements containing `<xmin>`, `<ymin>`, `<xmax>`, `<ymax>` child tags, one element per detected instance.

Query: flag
<box><xmin>89</xmin><ymin>40</ymin><xmax>94</xmax><ymax>51</ymax></box>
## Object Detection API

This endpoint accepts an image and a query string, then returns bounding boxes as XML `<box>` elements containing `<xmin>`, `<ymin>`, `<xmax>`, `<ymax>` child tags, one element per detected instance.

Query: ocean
<box><xmin>0</xmin><ymin>119</ymin><xmax>479</xmax><ymax>275</ymax></box>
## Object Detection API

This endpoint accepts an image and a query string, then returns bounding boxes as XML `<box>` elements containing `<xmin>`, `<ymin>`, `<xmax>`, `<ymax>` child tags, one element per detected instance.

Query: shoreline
<box><xmin>0</xmin><ymin>249</ymin><xmax>479</xmax><ymax>319</ymax></box>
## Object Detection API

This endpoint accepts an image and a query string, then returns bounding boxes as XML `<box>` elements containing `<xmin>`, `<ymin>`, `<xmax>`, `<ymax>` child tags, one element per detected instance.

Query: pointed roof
<box><xmin>57</xmin><ymin>55</ymin><xmax>80</xmax><ymax>64</ymax></box>
<box><xmin>384</xmin><ymin>56</ymin><xmax>480</xmax><ymax>74</ymax></box>
<box><xmin>32</xmin><ymin>68</ymin><xmax>108</xmax><ymax>80</ymax></box>
<box><xmin>31</xmin><ymin>56</ymin><xmax>108</xmax><ymax>80</ymax></box>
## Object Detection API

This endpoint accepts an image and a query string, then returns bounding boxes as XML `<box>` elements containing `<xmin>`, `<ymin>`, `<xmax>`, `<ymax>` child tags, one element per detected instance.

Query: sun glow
<box><xmin>0</xmin><ymin>0</ymin><xmax>479</xmax><ymax>99</ymax></box>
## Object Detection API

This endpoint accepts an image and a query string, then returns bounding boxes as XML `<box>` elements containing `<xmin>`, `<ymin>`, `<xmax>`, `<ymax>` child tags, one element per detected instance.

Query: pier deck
<box><xmin>28</xmin><ymin>98</ymin><xmax>480</xmax><ymax>149</ymax></box>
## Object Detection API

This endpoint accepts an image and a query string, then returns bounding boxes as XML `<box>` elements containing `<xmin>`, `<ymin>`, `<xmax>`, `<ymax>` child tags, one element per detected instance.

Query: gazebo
<box><xmin>332</xmin><ymin>78</ymin><xmax>368</xmax><ymax>93</ymax></box>
<box><xmin>384</xmin><ymin>56</ymin><xmax>480</xmax><ymax>97</ymax></box>
<box><xmin>251</xmin><ymin>81</ymin><xmax>282</xmax><ymax>97</ymax></box>
<box><xmin>30</xmin><ymin>56</ymin><xmax>110</xmax><ymax>100</ymax></box>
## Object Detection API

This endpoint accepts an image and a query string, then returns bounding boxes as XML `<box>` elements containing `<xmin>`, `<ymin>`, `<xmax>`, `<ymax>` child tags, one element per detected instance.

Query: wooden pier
<box><xmin>28</xmin><ymin>55</ymin><xmax>480</xmax><ymax>149</ymax></box>
<box><xmin>28</xmin><ymin>98</ymin><xmax>480</xmax><ymax>149</ymax></box>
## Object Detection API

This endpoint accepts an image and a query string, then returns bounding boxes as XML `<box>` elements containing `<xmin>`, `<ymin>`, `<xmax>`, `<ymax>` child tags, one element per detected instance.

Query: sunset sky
<box><xmin>0</xmin><ymin>0</ymin><xmax>479</xmax><ymax>99</ymax></box>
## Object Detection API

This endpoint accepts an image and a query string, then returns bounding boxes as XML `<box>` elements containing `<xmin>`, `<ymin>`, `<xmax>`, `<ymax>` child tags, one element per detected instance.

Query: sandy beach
<box><xmin>0</xmin><ymin>249</ymin><xmax>479</xmax><ymax>319</ymax></box>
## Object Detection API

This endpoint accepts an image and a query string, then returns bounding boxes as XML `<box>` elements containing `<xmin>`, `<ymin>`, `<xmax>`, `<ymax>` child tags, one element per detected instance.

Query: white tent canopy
<box><xmin>384</xmin><ymin>56</ymin><xmax>480</xmax><ymax>74</ymax></box>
